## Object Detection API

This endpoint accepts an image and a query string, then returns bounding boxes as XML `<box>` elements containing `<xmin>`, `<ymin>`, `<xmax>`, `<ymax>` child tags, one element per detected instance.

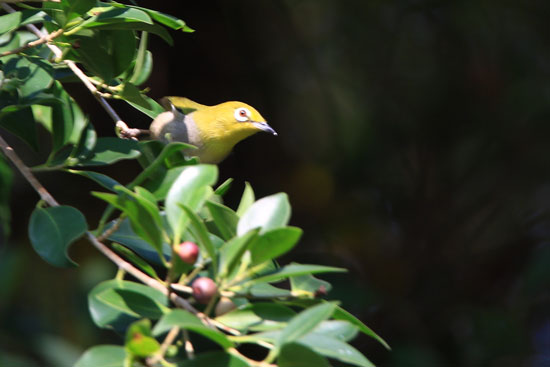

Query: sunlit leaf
<box><xmin>74</xmin><ymin>345</ymin><xmax>126</xmax><ymax>367</ymax></box>
<box><xmin>237</xmin><ymin>193</ymin><xmax>290</xmax><ymax>236</ymax></box>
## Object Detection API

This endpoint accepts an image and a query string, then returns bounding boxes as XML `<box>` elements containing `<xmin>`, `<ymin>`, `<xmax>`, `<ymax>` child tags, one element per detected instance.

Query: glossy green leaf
<box><xmin>124</xmin><ymin>93</ymin><xmax>164</xmax><ymax>118</ymax></box>
<box><xmin>78</xmin><ymin>137</ymin><xmax>140</xmax><ymax>166</ymax></box>
<box><xmin>0</xmin><ymin>106</ymin><xmax>38</xmax><ymax>150</ymax></box>
<box><xmin>67</xmin><ymin>29</ymin><xmax>136</xmax><ymax>81</ymax></box>
<box><xmin>144</xmin><ymin>166</ymin><xmax>185</xmax><ymax>200</ymax></box>
<box><xmin>241</xmin><ymin>263</ymin><xmax>346</xmax><ymax>287</ymax></box>
<box><xmin>278</xmin><ymin>343</ymin><xmax>330</xmax><ymax>367</ymax></box>
<box><xmin>74</xmin><ymin>345</ymin><xmax>126</xmax><ymax>367</ymax></box>
<box><xmin>128</xmin><ymin>31</ymin><xmax>151</xmax><ymax>85</ymax></box>
<box><xmin>247</xmin><ymin>282</ymin><xmax>292</xmax><ymax>298</ymax></box>
<box><xmin>106</xmin><ymin>218</ymin><xmax>170</xmax><ymax>265</ymax></box>
<box><xmin>78</xmin><ymin>7</ymin><xmax>172</xmax><ymax>44</ymax></box>
<box><xmin>176</xmin><ymin>352</ymin><xmax>248</xmax><ymax>367</ymax></box>
<box><xmin>0</xmin><ymin>10</ymin><xmax>46</xmax><ymax>35</ymax></box>
<box><xmin>278</xmin><ymin>302</ymin><xmax>336</xmax><ymax>346</ymax></box>
<box><xmin>112</xmin><ymin>3</ymin><xmax>193</xmax><ymax>32</ymax></box>
<box><xmin>70</xmin><ymin>121</ymin><xmax>97</xmax><ymax>161</ymax></box>
<box><xmin>236</xmin><ymin>181</ymin><xmax>254</xmax><ymax>217</ymax></box>
<box><xmin>165</xmin><ymin>164</ymin><xmax>217</xmax><ymax>243</ymax></box>
<box><xmin>68</xmin><ymin>170</ymin><xmax>122</xmax><ymax>192</ymax></box>
<box><xmin>214</xmin><ymin>177</ymin><xmax>233</xmax><ymax>196</ymax></box>
<box><xmin>206</xmin><ymin>201</ymin><xmax>239</xmax><ymax>241</ymax></box>
<box><xmin>118</xmin><ymin>82</ymin><xmax>150</xmax><ymax>109</ymax></box>
<box><xmin>125</xmin><ymin>319</ymin><xmax>160</xmax><ymax>358</ymax></box>
<box><xmin>132</xmin><ymin>141</ymin><xmax>194</xmax><ymax>189</ymax></box>
<box><xmin>215</xmin><ymin>303</ymin><xmax>295</xmax><ymax>332</ymax></box>
<box><xmin>218</xmin><ymin>229</ymin><xmax>259</xmax><ymax>278</ymax></box>
<box><xmin>249</xmin><ymin>227</ymin><xmax>302</xmax><ymax>266</ymax></box>
<box><xmin>333</xmin><ymin>306</ymin><xmax>390</xmax><ymax>350</ymax></box>
<box><xmin>111</xmin><ymin>243</ymin><xmax>160</xmax><ymax>280</ymax></box>
<box><xmin>89</xmin><ymin>279</ymin><xmax>169</xmax><ymax>330</ymax></box>
<box><xmin>95</xmin><ymin>186</ymin><xmax>164</xmax><ymax>255</ymax></box>
<box><xmin>2</xmin><ymin>55</ymin><xmax>54</xmax><ymax>98</ymax></box>
<box><xmin>63</xmin><ymin>0</ymin><xmax>96</xmax><ymax>23</ymax></box>
<box><xmin>28</xmin><ymin>206</ymin><xmax>87</xmax><ymax>267</ymax></box>
<box><xmin>312</xmin><ymin>320</ymin><xmax>359</xmax><ymax>342</ymax></box>
<box><xmin>181</xmin><ymin>204</ymin><xmax>217</xmax><ymax>273</ymax></box>
<box><xmin>237</xmin><ymin>193</ymin><xmax>290</xmax><ymax>236</ymax></box>
<box><xmin>298</xmin><ymin>333</ymin><xmax>375</xmax><ymax>367</ymax></box>
<box><xmin>153</xmin><ymin>309</ymin><xmax>233</xmax><ymax>348</ymax></box>
<box><xmin>49</xmin><ymin>81</ymin><xmax>86</xmax><ymax>152</ymax></box>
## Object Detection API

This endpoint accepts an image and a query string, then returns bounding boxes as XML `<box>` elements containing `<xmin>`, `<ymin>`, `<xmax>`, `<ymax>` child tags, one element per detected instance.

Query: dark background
<box><xmin>2</xmin><ymin>1</ymin><xmax>550</xmax><ymax>366</ymax></box>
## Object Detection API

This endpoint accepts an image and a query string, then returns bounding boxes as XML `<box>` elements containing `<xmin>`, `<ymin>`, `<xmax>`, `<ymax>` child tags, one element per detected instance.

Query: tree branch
<box><xmin>1</xmin><ymin>3</ymin><xmax>141</xmax><ymax>139</ymax></box>
<box><xmin>0</xmin><ymin>28</ymin><xmax>64</xmax><ymax>57</ymax></box>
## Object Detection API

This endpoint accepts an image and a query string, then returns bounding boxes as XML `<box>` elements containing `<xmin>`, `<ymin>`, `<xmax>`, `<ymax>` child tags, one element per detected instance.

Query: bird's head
<box><xmin>191</xmin><ymin>101</ymin><xmax>277</xmax><ymax>143</ymax></box>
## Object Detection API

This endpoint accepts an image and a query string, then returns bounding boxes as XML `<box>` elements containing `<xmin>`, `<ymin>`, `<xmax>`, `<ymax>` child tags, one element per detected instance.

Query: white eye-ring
<box><xmin>234</xmin><ymin>107</ymin><xmax>251</xmax><ymax>122</ymax></box>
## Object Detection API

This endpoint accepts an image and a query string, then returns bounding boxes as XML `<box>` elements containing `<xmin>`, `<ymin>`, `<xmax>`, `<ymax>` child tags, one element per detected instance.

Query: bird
<box><xmin>149</xmin><ymin>97</ymin><xmax>277</xmax><ymax>164</ymax></box>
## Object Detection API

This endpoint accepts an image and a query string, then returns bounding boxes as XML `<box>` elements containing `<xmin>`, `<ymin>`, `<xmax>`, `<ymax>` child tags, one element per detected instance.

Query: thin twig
<box><xmin>0</xmin><ymin>28</ymin><xmax>64</xmax><ymax>57</ymax></box>
<box><xmin>182</xmin><ymin>329</ymin><xmax>195</xmax><ymax>359</ymax></box>
<box><xmin>0</xmin><ymin>135</ymin><xmax>58</xmax><ymax>207</ymax></box>
<box><xmin>147</xmin><ymin>326</ymin><xmax>181</xmax><ymax>365</ymax></box>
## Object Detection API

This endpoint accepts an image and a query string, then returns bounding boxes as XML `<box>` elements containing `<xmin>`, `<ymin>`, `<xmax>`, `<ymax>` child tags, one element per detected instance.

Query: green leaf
<box><xmin>236</xmin><ymin>182</ymin><xmax>254</xmax><ymax>217</ymax></box>
<box><xmin>128</xmin><ymin>31</ymin><xmax>151</xmax><ymax>85</ymax></box>
<box><xmin>247</xmin><ymin>282</ymin><xmax>292</xmax><ymax>298</ymax></box>
<box><xmin>241</xmin><ymin>263</ymin><xmax>346</xmax><ymax>287</ymax></box>
<box><xmin>143</xmin><ymin>166</ymin><xmax>185</xmax><ymax>200</ymax></box>
<box><xmin>298</xmin><ymin>333</ymin><xmax>375</xmax><ymax>367</ymax></box>
<box><xmin>78</xmin><ymin>7</ymin><xmax>172</xmax><ymax>44</ymax></box>
<box><xmin>312</xmin><ymin>320</ymin><xmax>359</xmax><ymax>342</ymax></box>
<box><xmin>111</xmin><ymin>243</ymin><xmax>160</xmax><ymax>280</ymax></box>
<box><xmin>49</xmin><ymin>81</ymin><xmax>86</xmax><ymax>152</ymax></box>
<box><xmin>218</xmin><ymin>229</ymin><xmax>259</xmax><ymax>278</ymax></box>
<box><xmin>290</xmin><ymin>273</ymin><xmax>332</xmax><ymax>297</ymax></box>
<box><xmin>215</xmin><ymin>303</ymin><xmax>295</xmax><ymax>332</ymax></box>
<box><xmin>133</xmin><ymin>141</ymin><xmax>194</xmax><ymax>190</ymax></box>
<box><xmin>0</xmin><ymin>106</ymin><xmax>38</xmax><ymax>150</ymax></box>
<box><xmin>70</xmin><ymin>121</ymin><xmax>97</xmax><ymax>161</ymax></box>
<box><xmin>153</xmin><ymin>309</ymin><xmax>233</xmax><ymax>348</ymax></box>
<box><xmin>2</xmin><ymin>55</ymin><xmax>54</xmax><ymax>98</ymax></box>
<box><xmin>28</xmin><ymin>206</ymin><xmax>87</xmax><ymax>267</ymax></box>
<box><xmin>78</xmin><ymin>137</ymin><xmax>140</xmax><ymax>166</ymax></box>
<box><xmin>214</xmin><ymin>177</ymin><xmax>233</xmax><ymax>196</ymax></box>
<box><xmin>165</xmin><ymin>164</ymin><xmax>217</xmax><ymax>243</ymax></box>
<box><xmin>118</xmin><ymin>82</ymin><xmax>150</xmax><ymax>109</ymax></box>
<box><xmin>113</xmin><ymin>3</ymin><xmax>193</xmax><ymax>32</ymax></box>
<box><xmin>278</xmin><ymin>343</ymin><xmax>330</xmax><ymax>367</ymax></box>
<box><xmin>94</xmin><ymin>186</ymin><xmax>164</xmax><ymax>255</ymax></box>
<box><xmin>68</xmin><ymin>170</ymin><xmax>122</xmax><ymax>192</ymax></box>
<box><xmin>333</xmin><ymin>306</ymin><xmax>390</xmax><ymax>350</ymax></box>
<box><xmin>74</xmin><ymin>345</ymin><xmax>126</xmax><ymax>367</ymax></box>
<box><xmin>206</xmin><ymin>201</ymin><xmax>239</xmax><ymax>241</ymax></box>
<box><xmin>181</xmin><ymin>204</ymin><xmax>217</xmax><ymax>274</ymax></box>
<box><xmin>106</xmin><ymin>218</ymin><xmax>171</xmax><ymax>266</ymax></box>
<box><xmin>249</xmin><ymin>227</ymin><xmax>302</xmax><ymax>266</ymax></box>
<box><xmin>0</xmin><ymin>10</ymin><xmax>47</xmax><ymax>35</ymax></box>
<box><xmin>278</xmin><ymin>302</ymin><xmax>336</xmax><ymax>346</ymax></box>
<box><xmin>89</xmin><ymin>279</ymin><xmax>169</xmax><ymax>330</ymax></box>
<box><xmin>176</xmin><ymin>352</ymin><xmax>248</xmax><ymax>367</ymax></box>
<box><xmin>66</xmin><ymin>29</ymin><xmax>136</xmax><ymax>81</ymax></box>
<box><xmin>125</xmin><ymin>93</ymin><xmax>164</xmax><ymax>118</ymax></box>
<box><xmin>63</xmin><ymin>0</ymin><xmax>96</xmax><ymax>23</ymax></box>
<box><xmin>125</xmin><ymin>319</ymin><xmax>160</xmax><ymax>358</ymax></box>
<box><xmin>237</xmin><ymin>193</ymin><xmax>290</xmax><ymax>236</ymax></box>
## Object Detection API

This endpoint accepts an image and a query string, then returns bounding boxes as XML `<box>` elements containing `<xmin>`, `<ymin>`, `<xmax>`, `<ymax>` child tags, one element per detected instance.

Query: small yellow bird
<box><xmin>149</xmin><ymin>97</ymin><xmax>277</xmax><ymax>164</ymax></box>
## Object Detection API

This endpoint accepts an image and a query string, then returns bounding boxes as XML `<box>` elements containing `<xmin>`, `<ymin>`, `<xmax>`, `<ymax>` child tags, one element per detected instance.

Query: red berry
<box><xmin>192</xmin><ymin>277</ymin><xmax>217</xmax><ymax>304</ymax></box>
<box><xmin>174</xmin><ymin>241</ymin><xmax>199</xmax><ymax>264</ymax></box>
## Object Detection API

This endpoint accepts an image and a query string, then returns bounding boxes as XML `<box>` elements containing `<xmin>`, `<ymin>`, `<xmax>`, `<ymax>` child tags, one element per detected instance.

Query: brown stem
<box><xmin>0</xmin><ymin>28</ymin><xmax>64</xmax><ymax>57</ymax></box>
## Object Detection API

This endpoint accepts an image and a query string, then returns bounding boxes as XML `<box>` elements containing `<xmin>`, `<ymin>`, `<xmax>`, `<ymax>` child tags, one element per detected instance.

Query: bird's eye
<box><xmin>234</xmin><ymin>107</ymin><xmax>250</xmax><ymax>122</ymax></box>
